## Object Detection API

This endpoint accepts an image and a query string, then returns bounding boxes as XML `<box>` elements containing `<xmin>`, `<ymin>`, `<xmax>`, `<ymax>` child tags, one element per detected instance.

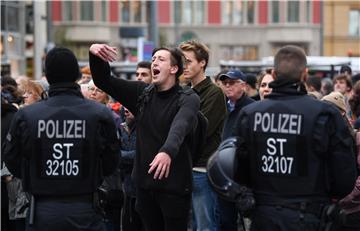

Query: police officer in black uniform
<box><xmin>230</xmin><ymin>45</ymin><xmax>357</xmax><ymax>230</ymax></box>
<box><xmin>3</xmin><ymin>47</ymin><xmax>120</xmax><ymax>231</ymax></box>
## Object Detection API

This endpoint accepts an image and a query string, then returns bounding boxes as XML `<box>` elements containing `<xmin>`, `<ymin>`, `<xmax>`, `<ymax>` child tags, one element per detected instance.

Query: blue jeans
<box><xmin>192</xmin><ymin>171</ymin><xmax>219</xmax><ymax>231</ymax></box>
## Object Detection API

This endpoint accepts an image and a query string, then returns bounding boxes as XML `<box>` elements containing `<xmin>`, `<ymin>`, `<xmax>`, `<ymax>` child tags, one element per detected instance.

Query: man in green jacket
<box><xmin>180</xmin><ymin>40</ymin><xmax>227</xmax><ymax>231</ymax></box>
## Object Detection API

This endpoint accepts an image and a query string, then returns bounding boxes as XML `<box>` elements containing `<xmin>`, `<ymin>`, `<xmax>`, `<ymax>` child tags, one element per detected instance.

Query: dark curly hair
<box><xmin>2</xmin><ymin>84</ymin><xmax>23</xmax><ymax>105</ymax></box>
<box><xmin>349</xmin><ymin>81</ymin><xmax>360</xmax><ymax>117</ymax></box>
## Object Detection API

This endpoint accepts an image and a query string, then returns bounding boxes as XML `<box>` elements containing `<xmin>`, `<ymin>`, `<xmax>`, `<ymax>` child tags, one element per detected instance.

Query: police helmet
<box><xmin>207</xmin><ymin>137</ymin><xmax>243</xmax><ymax>201</ymax></box>
<box><xmin>207</xmin><ymin>137</ymin><xmax>255</xmax><ymax>213</ymax></box>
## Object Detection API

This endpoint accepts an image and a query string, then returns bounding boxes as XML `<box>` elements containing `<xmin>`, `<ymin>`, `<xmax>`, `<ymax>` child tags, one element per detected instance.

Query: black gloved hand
<box><xmin>236</xmin><ymin>186</ymin><xmax>255</xmax><ymax>217</ymax></box>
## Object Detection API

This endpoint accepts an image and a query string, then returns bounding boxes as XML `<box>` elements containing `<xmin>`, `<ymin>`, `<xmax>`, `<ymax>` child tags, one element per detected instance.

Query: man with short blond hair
<box><xmin>179</xmin><ymin>40</ymin><xmax>226</xmax><ymax>231</ymax></box>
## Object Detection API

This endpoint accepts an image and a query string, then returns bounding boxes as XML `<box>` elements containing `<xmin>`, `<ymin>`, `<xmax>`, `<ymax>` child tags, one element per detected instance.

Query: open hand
<box><xmin>89</xmin><ymin>44</ymin><xmax>117</xmax><ymax>62</ymax></box>
<box><xmin>148</xmin><ymin>152</ymin><xmax>171</xmax><ymax>180</ymax></box>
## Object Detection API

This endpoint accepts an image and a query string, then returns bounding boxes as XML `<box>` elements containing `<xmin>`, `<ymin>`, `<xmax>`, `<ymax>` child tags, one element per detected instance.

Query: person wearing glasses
<box><xmin>218</xmin><ymin>70</ymin><xmax>255</xmax><ymax>230</ymax></box>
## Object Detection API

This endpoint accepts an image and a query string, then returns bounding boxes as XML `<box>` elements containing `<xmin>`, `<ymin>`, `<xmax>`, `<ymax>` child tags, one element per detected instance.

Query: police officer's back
<box><xmin>233</xmin><ymin>46</ymin><xmax>357</xmax><ymax>231</ymax></box>
<box><xmin>3</xmin><ymin>47</ymin><xmax>120</xmax><ymax>231</ymax></box>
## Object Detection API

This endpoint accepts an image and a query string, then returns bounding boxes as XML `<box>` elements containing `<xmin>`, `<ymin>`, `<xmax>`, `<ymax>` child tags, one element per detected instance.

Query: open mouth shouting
<box><xmin>153</xmin><ymin>68</ymin><xmax>160</xmax><ymax>76</ymax></box>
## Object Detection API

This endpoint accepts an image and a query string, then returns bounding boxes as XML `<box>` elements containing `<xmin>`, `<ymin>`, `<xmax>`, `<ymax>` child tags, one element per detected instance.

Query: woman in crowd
<box><xmin>16</xmin><ymin>77</ymin><xmax>44</xmax><ymax>106</ymax></box>
<box><xmin>257</xmin><ymin>71</ymin><xmax>274</xmax><ymax>100</ymax></box>
<box><xmin>87</xmin><ymin>80</ymin><xmax>123</xmax><ymax>231</ymax></box>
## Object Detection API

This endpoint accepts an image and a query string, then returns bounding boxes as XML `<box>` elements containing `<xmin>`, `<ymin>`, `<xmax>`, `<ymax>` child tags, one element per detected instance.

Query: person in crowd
<box><xmin>3</xmin><ymin>47</ymin><xmax>120</xmax><ymax>231</ymax></box>
<box><xmin>78</xmin><ymin>66</ymin><xmax>93</xmax><ymax>84</ymax></box>
<box><xmin>340</xmin><ymin>65</ymin><xmax>352</xmax><ymax>77</ymax></box>
<box><xmin>179</xmin><ymin>40</ymin><xmax>226</xmax><ymax>231</ymax></box>
<box><xmin>78</xmin><ymin>66</ymin><xmax>93</xmax><ymax>98</ymax></box>
<box><xmin>2</xmin><ymin>76</ymin><xmax>44</xmax><ymax>231</ymax></box>
<box><xmin>336</xmin><ymin>81</ymin><xmax>360</xmax><ymax>230</ymax></box>
<box><xmin>1</xmin><ymin>76</ymin><xmax>23</xmax><ymax>107</ymax></box>
<box><xmin>80</xmin><ymin>83</ymin><xmax>91</xmax><ymax>99</ymax></box>
<box><xmin>214</xmin><ymin>70</ymin><xmax>228</xmax><ymax>88</ymax></box>
<box><xmin>118</xmin><ymin>107</ymin><xmax>142</xmax><ymax>231</ymax></box>
<box><xmin>119</xmin><ymin>60</ymin><xmax>152</xmax><ymax>231</ymax></box>
<box><xmin>86</xmin><ymin>79</ymin><xmax>123</xmax><ymax>231</ymax></box>
<box><xmin>245</xmin><ymin>74</ymin><xmax>260</xmax><ymax>101</ymax></box>
<box><xmin>352</xmin><ymin>73</ymin><xmax>360</xmax><ymax>85</ymax></box>
<box><xmin>231</xmin><ymin>45</ymin><xmax>357</xmax><ymax>230</ymax></box>
<box><xmin>333</xmin><ymin>74</ymin><xmax>353</xmax><ymax>119</ymax></box>
<box><xmin>16</xmin><ymin>78</ymin><xmax>44</xmax><ymax>106</ymax></box>
<box><xmin>322</xmin><ymin>91</ymin><xmax>356</xmax><ymax>139</ymax></box>
<box><xmin>89</xmin><ymin>43</ymin><xmax>200</xmax><ymax>231</ymax></box>
<box><xmin>257</xmin><ymin>71</ymin><xmax>275</xmax><ymax>100</ymax></box>
<box><xmin>321</xmin><ymin>78</ymin><xmax>333</xmax><ymax>96</ymax></box>
<box><xmin>88</xmin><ymin>80</ymin><xmax>109</xmax><ymax>104</ymax></box>
<box><xmin>349</xmin><ymin>81</ymin><xmax>360</xmax><ymax>130</ymax></box>
<box><xmin>1</xmin><ymin>77</ymin><xmax>24</xmax><ymax>231</ymax></box>
<box><xmin>218</xmin><ymin>70</ymin><xmax>255</xmax><ymax>230</ymax></box>
<box><xmin>135</xmin><ymin>61</ymin><xmax>152</xmax><ymax>84</ymax></box>
<box><xmin>305</xmin><ymin>75</ymin><xmax>323</xmax><ymax>99</ymax></box>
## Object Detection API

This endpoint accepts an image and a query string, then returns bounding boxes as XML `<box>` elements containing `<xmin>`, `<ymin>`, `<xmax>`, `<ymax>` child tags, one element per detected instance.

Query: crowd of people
<box><xmin>1</xmin><ymin>42</ymin><xmax>359</xmax><ymax>231</ymax></box>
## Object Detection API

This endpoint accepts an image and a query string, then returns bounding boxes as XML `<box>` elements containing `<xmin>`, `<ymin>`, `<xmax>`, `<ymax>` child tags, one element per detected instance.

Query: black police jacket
<box><xmin>233</xmin><ymin>79</ymin><xmax>357</xmax><ymax>203</ymax></box>
<box><xmin>3</xmin><ymin>83</ymin><xmax>120</xmax><ymax>196</ymax></box>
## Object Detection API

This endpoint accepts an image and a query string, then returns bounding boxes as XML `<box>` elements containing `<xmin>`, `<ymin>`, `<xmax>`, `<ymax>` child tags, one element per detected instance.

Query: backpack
<box><xmin>136</xmin><ymin>84</ymin><xmax>208</xmax><ymax>165</ymax></box>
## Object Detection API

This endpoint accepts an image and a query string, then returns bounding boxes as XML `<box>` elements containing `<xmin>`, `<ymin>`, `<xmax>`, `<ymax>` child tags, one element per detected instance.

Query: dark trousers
<box><xmin>104</xmin><ymin>207</ymin><xmax>121</xmax><ymax>231</ymax></box>
<box><xmin>330</xmin><ymin>211</ymin><xmax>360</xmax><ymax>231</ymax></box>
<box><xmin>121</xmin><ymin>195</ymin><xmax>142</xmax><ymax>231</ymax></box>
<box><xmin>135</xmin><ymin>188</ymin><xmax>191</xmax><ymax>231</ymax></box>
<box><xmin>26</xmin><ymin>201</ymin><xmax>105</xmax><ymax>231</ymax></box>
<box><xmin>250</xmin><ymin>206</ymin><xmax>320</xmax><ymax>231</ymax></box>
<box><xmin>218</xmin><ymin>196</ymin><xmax>238</xmax><ymax>231</ymax></box>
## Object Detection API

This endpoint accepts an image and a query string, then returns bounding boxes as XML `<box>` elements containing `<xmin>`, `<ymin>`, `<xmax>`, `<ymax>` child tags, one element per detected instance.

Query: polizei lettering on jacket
<box><xmin>38</xmin><ymin>120</ymin><xmax>86</xmax><ymax>177</ymax></box>
<box><xmin>38</xmin><ymin>120</ymin><xmax>86</xmax><ymax>138</ymax></box>
<box><xmin>253</xmin><ymin>112</ymin><xmax>302</xmax><ymax>135</ymax></box>
<box><xmin>253</xmin><ymin>112</ymin><xmax>303</xmax><ymax>176</ymax></box>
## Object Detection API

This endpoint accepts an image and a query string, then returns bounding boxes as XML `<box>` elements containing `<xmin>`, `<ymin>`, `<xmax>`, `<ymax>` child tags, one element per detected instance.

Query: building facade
<box><xmin>5</xmin><ymin>1</ymin><xmax>359</xmax><ymax>77</ymax></box>
<box><xmin>50</xmin><ymin>0</ymin><xmax>322</xmax><ymax>68</ymax></box>
<box><xmin>1</xmin><ymin>1</ymin><xmax>26</xmax><ymax>77</ymax></box>
<box><xmin>323</xmin><ymin>0</ymin><xmax>360</xmax><ymax>57</ymax></box>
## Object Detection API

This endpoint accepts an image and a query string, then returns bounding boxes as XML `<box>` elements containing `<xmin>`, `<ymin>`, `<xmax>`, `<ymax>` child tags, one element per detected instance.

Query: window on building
<box><xmin>194</xmin><ymin>1</ymin><xmax>204</xmax><ymax>24</ymax></box>
<box><xmin>349</xmin><ymin>10</ymin><xmax>360</xmax><ymax>37</ymax></box>
<box><xmin>63</xmin><ymin>1</ymin><xmax>73</xmax><ymax>21</ymax></box>
<box><xmin>222</xmin><ymin>1</ymin><xmax>233</xmax><ymax>25</ymax></box>
<box><xmin>183</xmin><ymin>1</ymin><xmax>192</xmax><ymax>25</ymax></box>
<box><xmin>121</xmin><ymin>1</ymin><xmax>130</xmax><ymax>23</ymax></box>
<box><xmin>25</xmin><ymin>4</ymin><xmax>34</xmax><ymax>33</ymax></box>
<box><xmin>101</xmin><ymin>1</ymin><xmax>107</xmax><ymax>22</ymax></box>
<box><xmin>80</xmin><ymin>1</ymin><xmax>94</xmax><ymax>21</ymax></box>
<box><xmin>133</xmin><ymin>1</ymin><xmax>141</xmax><ymax>23</ymax></box>
<box><xmin>174</xmin><ymin>1</ymin><xmax>182</xmax><ymax>24</ymax></box>
<box><xmin>220</xmin><ymin>45</ymin><xmax>258</xmax><ymax>61</ymax></box>
<box><xmin>233</xmin><ymin>1</ymin><xmax>244</xmax><ymax>24</ymax></box>
<box><xmin>271</xmin><ymin>1</ymin><xmax>279</xmax><ymax>23</ymax></box>
<box><xmin>305</xmin><ymin>1</ymin><xmax>311</xmax><ymax>23</ymax></box>
<box><xmin>179</xmin><ymin>1</ymin><xmax>204</xmax><ymax>25</ymax></box>
<box><xmin>222</xmin><ymin>1</ymin><xmax>244</xmax><ymax>25</ymax></box>
<box><xmin>120</xmin><ymin>1</ymin><xmax>145</xmax><ymax>24</ymax></box>
<box><xmin>287</xmin><ymin>1</ymin><xmax>299</xmax><ymax>23</ymax></box>
<box><xmin>246</xmin><ymin>1</ymin><xmax>255</xmax><ymax>24</ymax></box>
<box><xmin>6</xmin><ymin>5</ymin><xmax>20</xmax><ymax>31</ymax></box>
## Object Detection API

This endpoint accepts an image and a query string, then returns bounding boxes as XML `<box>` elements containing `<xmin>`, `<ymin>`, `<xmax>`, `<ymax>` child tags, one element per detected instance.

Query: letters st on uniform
<box><xmin>37</xmin><ymin>120</ymin><xmax>86</xmax><ymax>178</ymax></box>
<box><xmin>252</xmin><ymin>112</ymin><xmax>306</xmax><ymax>177</ymax></box>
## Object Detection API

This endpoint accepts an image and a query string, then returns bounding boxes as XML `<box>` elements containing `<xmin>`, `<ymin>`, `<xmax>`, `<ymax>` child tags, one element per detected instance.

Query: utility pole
<box><xmin>33</xmin><ymin>2</ymin><xmax>42</xmax><ymax>80</ymax></box>
<box><xmin>47</xmin><ymin>1</ymin><xmax>53</xmax><ymax>44</ymax></box>
<box><xmin>149</xmin><ymin>1</ymin><xmax>158</xmax><ymax>47</ymax></box>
